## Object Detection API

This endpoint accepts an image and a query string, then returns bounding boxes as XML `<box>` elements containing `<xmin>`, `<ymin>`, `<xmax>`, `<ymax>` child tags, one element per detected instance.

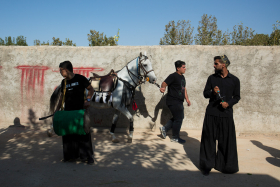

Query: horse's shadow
<box><xmin>129</xmin><ymin>89</ymin><xmax>174</xmax><ymax>130</ymax></box>
<box><xmin>151</xmin><ymin>94</ymin><xmax>172</xmax><ymax>126</ymax></box>
<box><xmin>133</xmin><ymin>89</ymin><xmax>152</xmax><ymax>119</ymax></box>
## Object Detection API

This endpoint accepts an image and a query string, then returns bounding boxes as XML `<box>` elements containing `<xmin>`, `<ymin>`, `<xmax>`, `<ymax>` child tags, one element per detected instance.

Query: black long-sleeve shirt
<box><xmin>203</xmin><ymin>71</ymin><xmax>240</xmax><ymax>117</ymax></box>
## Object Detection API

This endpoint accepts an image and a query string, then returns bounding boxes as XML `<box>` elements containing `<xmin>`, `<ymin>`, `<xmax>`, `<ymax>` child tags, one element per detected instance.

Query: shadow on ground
<box><xmin>0</xmin><ymin>126</ymin><xmax>280</xmax><ymax>187</ymax></box>
<box><xmin>1</xmin><ymin>92</ymin><xmax>280</xmax><ymax>186</ymax></box>
<box><xmin>251</xmin><ymin>140</ymin><xmax>280</xmax><ymax>167</ymax></box>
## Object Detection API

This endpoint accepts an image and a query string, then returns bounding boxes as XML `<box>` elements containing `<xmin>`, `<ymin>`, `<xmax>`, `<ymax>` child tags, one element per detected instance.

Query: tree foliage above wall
<box><xmin>160</xmin><ymin>20</ymin><xmax>194</xmax><ymax>45</ymax></box>
<box><xmin>87</xmin><ymin>29</ymin><xmax>120</xmax><ymax>46</ymax></box>
<box><xmin>0</xmin><ymin>18</ymin><xmax>278</xmax><ymax>46</ymax></box>
<box><xmin>0</xmin><ymin>36</ymin><xmax>28</xmax><ymax>46</ymax></box>
<box><xmin>32</xmin><ymin>29</ymin><xmax>120</xmax><ymax>47</ymax></box>
<box><xmin>160</xmin><ymin>14</ymin><xmax>280</xmax><ymax>46</ymax></box>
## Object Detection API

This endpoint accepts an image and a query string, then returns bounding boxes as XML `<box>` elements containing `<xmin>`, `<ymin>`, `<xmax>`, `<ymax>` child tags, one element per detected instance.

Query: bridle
<box><xmin>125</xmin><ymin>55</ymin><xmax>154</xmax><ymax>87</ymax></box>
<box><xmin>117</xmin><ymin>55</ymin><xmax>158</xmax><ymax>108</ymax></box>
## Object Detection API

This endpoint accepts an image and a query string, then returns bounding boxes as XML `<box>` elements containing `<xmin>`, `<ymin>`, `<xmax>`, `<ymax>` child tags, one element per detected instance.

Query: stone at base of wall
<box><xmin>238</xmin><ymin>132</ymin><xmax>280</xmax><ymax>139</ymax></box>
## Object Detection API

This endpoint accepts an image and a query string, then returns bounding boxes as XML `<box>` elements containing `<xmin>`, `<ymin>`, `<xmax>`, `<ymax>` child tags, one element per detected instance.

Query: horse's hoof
<box><xmin>127</xmin><ymin>138</ymin><xmax>132</xmax><ymax>143</ymax></box>
<box><xmin>112</xmin><ymin>139</ymin><xmax>119</xmax><ymax>143</ymax></box>
<box><xmin>47</xmin><ymin>129</ymin><xmax>53</xmax><ymax>137</ymax></box>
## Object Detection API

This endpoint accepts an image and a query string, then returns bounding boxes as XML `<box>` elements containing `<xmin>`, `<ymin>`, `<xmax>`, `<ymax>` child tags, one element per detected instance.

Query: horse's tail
<box><xmin>50</xmin><ymin>85</ymin><xmax>62</xmax><ymax>114</ymax></box>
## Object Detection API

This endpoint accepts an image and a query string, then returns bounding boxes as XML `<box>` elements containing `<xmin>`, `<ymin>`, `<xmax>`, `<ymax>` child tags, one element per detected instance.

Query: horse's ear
<box><xmin>140</xmin><ymin>52</ymin><xmax>142</xmax><ymax>57</ymax></box>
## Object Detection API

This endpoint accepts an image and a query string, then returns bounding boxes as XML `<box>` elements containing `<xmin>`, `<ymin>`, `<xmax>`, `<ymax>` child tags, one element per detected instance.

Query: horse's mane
<box><xmin>118</xmin><ymin>55</ymin><xmax>147</xmax><ymax>72</ymax></box>
<box><xmin>118</xmin><ymin>57</ymin><xmax>138</xmax><ymax>72</ymax></box>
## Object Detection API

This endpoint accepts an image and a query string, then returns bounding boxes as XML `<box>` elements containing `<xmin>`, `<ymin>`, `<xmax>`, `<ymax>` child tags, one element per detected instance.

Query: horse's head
<box><xmin>138</xmin><ymin>52</ymin><xmax>157</xmax><ymax>84</ymax></box>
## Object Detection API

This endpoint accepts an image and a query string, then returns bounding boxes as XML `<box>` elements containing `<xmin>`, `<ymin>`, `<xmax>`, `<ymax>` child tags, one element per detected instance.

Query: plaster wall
<box><xmin>0</xmin><ymin>46</ymin><xmax>279</xmax><ymax>133</ymax></box>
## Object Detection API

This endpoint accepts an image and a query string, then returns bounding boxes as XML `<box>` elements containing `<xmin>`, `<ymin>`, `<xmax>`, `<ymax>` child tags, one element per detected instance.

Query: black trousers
<box><xmin>62</xmin><ymin>133</ymin><xmax>93</xmax><ymax>160</ymax></box>
<box><xmin>165</xmin><ymin>103</ymin><xmax>184</xmax><ymax>139</ymax></box>
<box><xmin>199</xmin><ymin>114</ymin><xmax>239</xmax><ymax>174</ymax></box>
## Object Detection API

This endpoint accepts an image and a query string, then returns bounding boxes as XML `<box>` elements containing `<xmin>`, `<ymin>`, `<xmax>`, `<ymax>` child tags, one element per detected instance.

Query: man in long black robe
<box><xmin>199</xmin><ymin>55</ymin><xmax>240</xmax><ymax>175</ymax></box>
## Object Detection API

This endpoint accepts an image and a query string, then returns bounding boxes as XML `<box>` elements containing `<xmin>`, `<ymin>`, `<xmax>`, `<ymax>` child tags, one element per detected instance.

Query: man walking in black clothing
<box><xmin>54</xmin><ymin>61</ymin><xmax>95</xmax><ymax>164</ymax></box>
<box><xmin>199</xmin><ymin>55</ymin><xmax>240</xmax><ymax>175</ymax></box>
<box><xmin>159</xmin><ymin>60</ymin><xmax>191</xmax><ymax>144</ymax></box>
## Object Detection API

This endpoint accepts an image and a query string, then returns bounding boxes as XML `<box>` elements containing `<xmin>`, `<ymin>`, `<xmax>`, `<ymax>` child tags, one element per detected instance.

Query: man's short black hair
<box><xmin>59</xmin><ymin>61</ymin><xmax>73</xmax><ymax>72</ymax></box>
<box><xmin>175</xmin><ymin>60</ymin><xmax>186</xmax><ymax>71</ymax></box>
<box><xmin>214</xmin><ymin>56</ymin><xmax>228</xmax><ymax>66</ymax></box>
<box><xmin>214</xmin><ymin>56</ymin><xmax>221</xmax><ymax>61</ymax></box>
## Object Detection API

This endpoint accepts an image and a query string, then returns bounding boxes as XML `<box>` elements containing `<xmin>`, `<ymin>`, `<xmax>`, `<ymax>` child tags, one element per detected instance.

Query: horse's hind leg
<box><xmin>110</xmin><ymin>112</ymin><xmax>121</xmax><ymax>143</ymax></box>
<box><xmin>118</xmin><ymin>107</ymin><xmax>134</xmax><ymax>143</ymax></box>
<box><xmin>47</xmin><ymin>124</ymin><xmax>54</xmax><ymax>137</ymax></box>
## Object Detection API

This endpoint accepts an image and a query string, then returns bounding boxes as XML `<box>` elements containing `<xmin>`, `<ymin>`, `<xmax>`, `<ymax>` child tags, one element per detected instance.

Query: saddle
<box><xmin>90</xmin><ymin>69</ymin><xmax>117</xmax><ymax>92</ymax></box>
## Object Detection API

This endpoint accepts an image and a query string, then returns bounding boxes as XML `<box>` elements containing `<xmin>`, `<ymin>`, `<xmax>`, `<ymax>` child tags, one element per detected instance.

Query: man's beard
<box><xmin>214</xmin><ymin>68</ymin><xmax>222</xmax><ymax>74</ymax></box>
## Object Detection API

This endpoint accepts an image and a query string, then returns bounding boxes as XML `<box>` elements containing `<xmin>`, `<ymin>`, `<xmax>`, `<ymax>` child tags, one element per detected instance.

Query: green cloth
<box><xmin>53</xmin><ymin>110</ymin><xmax>86</xmax><ymax>136</ymax></box>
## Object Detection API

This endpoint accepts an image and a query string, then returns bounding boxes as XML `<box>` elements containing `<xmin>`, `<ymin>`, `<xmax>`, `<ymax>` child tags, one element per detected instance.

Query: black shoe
<box><xmin>87</xmin><ymin>158</ymin><xmax>94</xmax><ymax>165</ymax></box>
<box><xmin>202</xmin><ymin>169</ymin><xmax>211</xmax><ymax>176</ymax></box>
<box><xmin>79</xmin><ymin>158</ymin><xmax>87</xmax><ymax>163</ymax></box>
<box><xmin>62</xmin><ymin>158</ymin><xmax>76</xmax><ymax>162</ymax></box>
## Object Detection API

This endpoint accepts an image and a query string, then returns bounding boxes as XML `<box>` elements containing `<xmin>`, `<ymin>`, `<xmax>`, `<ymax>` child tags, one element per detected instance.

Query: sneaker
<box><xmin>159</xmin><ymin>126</ymin><xmax>166</xmax><ymax>139</ymax></box>
<box><xmin>170</xmin><ymin>138</ymin><xmax>186</xmax><ymax>144</ymax></box>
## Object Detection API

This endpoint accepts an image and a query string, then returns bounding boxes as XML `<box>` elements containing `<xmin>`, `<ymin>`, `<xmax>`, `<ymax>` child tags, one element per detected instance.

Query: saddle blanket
<box><xmin>92</xmin><ymin>92</ymin><xmax>113</xmax><ymax>104</ymax></box>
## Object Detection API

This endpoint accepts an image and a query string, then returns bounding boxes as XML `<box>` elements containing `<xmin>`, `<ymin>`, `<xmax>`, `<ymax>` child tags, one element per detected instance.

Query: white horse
<box><xmin>48</xmin><ymin>52</ymin><xmax>158</xmax><ymax>143</ymax></box>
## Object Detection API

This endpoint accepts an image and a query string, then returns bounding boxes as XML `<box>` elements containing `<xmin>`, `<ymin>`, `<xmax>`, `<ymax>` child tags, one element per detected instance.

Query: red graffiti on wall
<box><xmin>15</xmin><ymin>66</ymin><xmax>104</xmax><ymax>101</ymax></box>
<box><xmin>94</xmin><ymin>117</ymin><xmax>103</xmax><ymax>125</ymax></box>
<box><xmin>16</xmin><ymin>65</ymin><xmax>49</xmax><ymax>101</ymax></box>
<box><xmin>52</xmin><ymin>67</ymin><xmax>104</xmax><ymax>77</ymax></box>
<box><xmin>74</xmin><ymin>67</ymin><xmax>104</xmax><ymax>77</ymax></box>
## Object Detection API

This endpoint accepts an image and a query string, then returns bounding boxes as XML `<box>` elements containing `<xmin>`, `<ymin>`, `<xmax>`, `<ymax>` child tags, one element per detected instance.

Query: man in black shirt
<box><xmin>159</xmin><ymin>60</ymin><xmax>191</xmax><ymax>144</ymax></box>
<box><xmin>54</xmin><ymin>61</ymin><xmax>95</xmax><ymax>164</ymax></box>
<box><xmin>199</xmin><ymin>55</ymin><xmax>240</xmax><ymax>175</ymax></box>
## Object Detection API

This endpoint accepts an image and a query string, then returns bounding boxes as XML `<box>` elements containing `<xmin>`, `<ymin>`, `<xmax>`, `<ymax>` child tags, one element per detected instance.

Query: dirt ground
<box><xmin>0</xmin><ymin>125</ymin><xmax>280</xmax><ymax>187</ymax></box>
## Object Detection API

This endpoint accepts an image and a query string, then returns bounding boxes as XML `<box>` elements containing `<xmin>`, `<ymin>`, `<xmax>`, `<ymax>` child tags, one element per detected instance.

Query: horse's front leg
<box><xmin>118</xmin><ymin>107</ymin><xmax>134</xmax><ymax>143</ymax></box>
<box><xmin>110</xmin><ymin>112</ymin><xmax>121</xmax><ymax>143</ymax></box>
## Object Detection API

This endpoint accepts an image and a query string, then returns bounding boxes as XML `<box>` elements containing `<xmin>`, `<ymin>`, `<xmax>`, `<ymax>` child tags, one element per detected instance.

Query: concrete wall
<box><xmin>0</xmin><ymin>46</ymin><xmax>279</xmax><ymax>133</ymax></box>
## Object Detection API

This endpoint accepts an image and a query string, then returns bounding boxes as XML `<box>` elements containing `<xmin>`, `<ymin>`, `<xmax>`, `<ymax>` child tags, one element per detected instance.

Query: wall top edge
<box><xmin>0</xmin><ymin>45</ymin><xmax>280</xmax><ymax>49</ymax></box>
